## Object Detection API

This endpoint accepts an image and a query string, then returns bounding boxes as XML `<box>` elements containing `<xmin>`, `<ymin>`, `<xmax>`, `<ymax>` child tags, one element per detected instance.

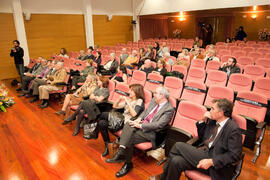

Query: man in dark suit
<box><xmin>97</xmin><ymin>52</ymin><xmax>119</xmax><ymax>76</ymax></box>
<box><xmin>150</xmin><ymin>98</ymin><xmax>242</xmax><ymax>180</ymax></box>
<box><xmin>106</xmin><ymin>86</ymin><xmax>174</xmax><ymax>178</ymax></box>
<box><xmin>219</xmin><ymin>57</ymin><xmax>241</xmax><ymax>76</ymax></box>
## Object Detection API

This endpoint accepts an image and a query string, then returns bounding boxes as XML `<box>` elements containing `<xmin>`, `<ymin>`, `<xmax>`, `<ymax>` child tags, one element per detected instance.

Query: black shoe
<box><xmin>25</xmin><ymin>94</ymin><xmax>33</xmax><ymax>98</ymax></box>
<box><xmin>115</xmin><ymin>162</ymin><xmax>133</xmax><ymax>178</ymax></box>
<box><xmin>38</xmin><ymin>100</ymin><xmax>45</xmax><ymax>106</ymax></box>
<box><xmin>106</xmin><ymin>150</ymin><xmax>126</xmax><ymax>163</ymax></box>
<box><xmin>102</xmin><ymin>142</ymin><xmax>109</xmax><ymax>157</ymax></box>
<box><xmin>40</xmin><ymin>101</ymin><xmax>49</xmax><ymax>109</ymax></box>
<box><xmin>16</xmin><ymin>87</ymin><xmax>22</xmax><ymax>92</ymax></box>
<box><xmin>56</xmin><ymin>110</ymin><xmax>66</xmax><ymax>116</ymax></box>
<box><xmin>17</xmin><ymin>93</ymin><xmax>25</xmax><ymax>97</ymax></box>
<box><xmin>62</xmin><ymin>116</ymin><xmax>75</xmax><ymax>125</ymax></box>
<box><xmin>30</xmin><ymin>96</ymin><xmax>38</xmax><ymax>103</ymax></box>
<box><xmin>72</xmin><ymin>128</ymin><xmax>80</xmax><ymax>136</ymax></box>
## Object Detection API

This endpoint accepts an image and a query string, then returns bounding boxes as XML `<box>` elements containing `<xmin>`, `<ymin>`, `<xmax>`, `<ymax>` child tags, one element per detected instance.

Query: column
<box><xmin>132</xmin><ymin>0</ymin><xmax>144</xmax><ymax>42</ymax></box>
<box><xmin>83</xmin><ymin>0</ymin><xmax>95</xmax><ymax>48</ymax></box>
<box><xmin>11</xmin><ymin>0</ymin><xmax>30</xmax><ymax>65</ymax></box>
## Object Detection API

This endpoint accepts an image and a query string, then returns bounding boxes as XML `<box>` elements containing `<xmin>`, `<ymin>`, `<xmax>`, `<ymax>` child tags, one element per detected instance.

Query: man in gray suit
<box><xmin>106</xmin><ymin>86</ymin><xmax>174</xmax><ymax>178</ymax></box>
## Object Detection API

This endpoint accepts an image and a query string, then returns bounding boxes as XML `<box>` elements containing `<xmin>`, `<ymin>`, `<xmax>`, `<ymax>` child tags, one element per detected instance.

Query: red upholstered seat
<box><xmin>186</xmin><ymin>68</ymin><xmax>206</xmax><ymax>84</ymax></box>
<box><xmin>172</xmin><ymin>65</ymin><xmax>187</xmax><ymax>82</ymax></box>
<box><xmin>190</xmin><ymin>59</ymin><xmax>206</xmax><ymax>69</ymax></box>
<box><xmin>204</xmin><ymin>86</ymin><xmax>234</xmax><ymax>108</ymax></box>
<box><xmin>243</xmin><ymin>65</ymin><xmax>265</xmax><ymax>81</ymax></box>
<box><xmin>205</xmin><ymin>70</ymin><xmax>227</xmax><ymax>87</ymax></box>
<box><xmin>144</xmin><ymin>73</ymin><xmax>164</xmax><ymax>92</ymax></box>
<box><xmin>181</xmin><ymin>81</ymin><xmax>206</xmax><ymax>105</ymax></box>
<box><xmin>184</xmin><ymin>170</ymin><xmax>211</xmax><ymax>180</ymax></box>
<box><xmin>253</xmin><ymin>78</ymin><xmax>270</xmax><ymax>99</ymax></box>
<box><xmin>227</xmin><ymin>74</ymin><xmax>252</xmax><ymax>92</ymax></box>
<box><xmin>129</xmin><ymin>70</ymin><xmax>146</xmax><ymax>86</ymax></box>
<box><xmin>110</xmin><ymin>82</ymin><xmax>129</xmax><ymax>102</ymax></box>
<box><xmin>164</xmin><ymin>77</ymin><xmax>183</xmax><ymax>99</ymax></box>
<box><xmin>205</xmin><ymin>60</ymin><xmax>221</xmax><ymax>72</ymax></box>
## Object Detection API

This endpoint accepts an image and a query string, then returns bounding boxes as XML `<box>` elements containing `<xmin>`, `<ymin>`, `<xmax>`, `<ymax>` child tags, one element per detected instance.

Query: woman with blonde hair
<box><xmin>56</xmin><ymin>74</ymin><xmax>97</xmax><ymax>117</ymax></box>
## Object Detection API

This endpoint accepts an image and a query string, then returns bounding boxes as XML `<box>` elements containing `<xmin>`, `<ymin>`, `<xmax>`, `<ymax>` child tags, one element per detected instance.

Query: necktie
<box><xmin>204</xmin><ymin>123</ymin><xmax>220</xmax><ymax>148</ymax></box>
<box><xmin>142</xmin><ymin>104</ymin><xmax>160</xmax><ymax>124</ymax></box>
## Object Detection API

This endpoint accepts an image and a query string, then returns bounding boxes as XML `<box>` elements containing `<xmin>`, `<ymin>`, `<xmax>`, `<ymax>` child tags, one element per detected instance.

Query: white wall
<box><xmin>136</xmin><ymin>0</ymin><xmax>270</xmax><ymax>15</ymax></box>
<box><xmin>0</xmin><ymin>0</ymin><xmax>133</xmax><ymax>15</ymax></box>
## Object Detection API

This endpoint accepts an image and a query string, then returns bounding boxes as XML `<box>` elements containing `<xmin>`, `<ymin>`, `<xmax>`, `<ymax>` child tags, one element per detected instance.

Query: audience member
<box><xmin>77</xmin><ymin>50</ymin><xmax>87</xmax><ymax>60</ymax></box>
<box><xmin>62</xmin><ymin>76</ymin><xmax>110</xmax><ymax>136</ymax></box>
<box><xmin>204</xmin><ymin>49</ymin><xmax>220</xmax><ymax>63</ymax></box>
<box><xmin>153</xmin><ymin>59</ymin><xmax>167</xmax><ymax>77</ymax></box>
<box><xmin>119</xmin><ymin>48</ymin><xmax>129</xmax><ymax>65</ymax></box>
<box><xmin>71</xmin><ymin>59</ymin><xmax>95</xmax><ymax>90</ymax></box>
<box><xmin>235</xmin><ymin>26</ymin><xmax>247</xmax><ymax>41</ymax></box>
<box><xmin>219</xmin><ymin>57</ymin><xmax>241</xmax><ymax>76</ymax></box>
<box><xmin>94</xmin><ymin>51</ymin><xmax>102</xmax><ymax>65</ymax></box>
<box><xmin>38</xmin><ymin>62</ymin><xmax>67</xmax><ymax>108</ymax></box>
<box><xmin>10</xmin><ymin>40</ymin><xmax>24</xmax><ymax>86</ymax></box>
<box><xmin>193</xmin><ymin>36</ymin><xmax>201</xmax><ymax>48</ymax></box>
<box><xmin>111</xmin><ymin>65</ymin><xmax>128</xmax><ymax>84</ymax></box>
<box><xmin>175</xmin><ymin>53</ymin><xmax>190</xmax><ymax>68</ymax></box>
<box><xmin>98</xmin><ymin>84</ymin><xmax>145</xmax><ymax>156</ymax></box>
<box><xmin>123</xmin><ymin>50</ymin><xmax>138</xmax><ymax>69</ymax></box>
<box><xmin>98</xmin><ymin>53</ymin><xmax>119</xmax><ymax>76</ymax></box>
<box><xmin>139</xmin><ymin>59</ymin><xmax>154</xmax><ymax>75</ymax></box>
<box><xmin>150</xmin><ymin>98</ymin><xmax>242</xmax><ymax>180</ymax></box>
<box><xmin>181</xmin><ymin>49</ymin><xmax>191</xmax><ymax>61</ymax></box>
<box><xmin>164</xmin><ymin>52</ymin><xmax>174</xmax><ymax>66</ymax></box>
<box><xmin>56</xmin><ymin>74</ymin><xmax>97</xmax><ymax>117</ymax></box>
<box><xmin>190</xmin><ymin>48</ymin><xmax>205</xmax><ymax>61</ymax></box>
<box><xmin>106</xmin><ymin>87</ymin><xmax>174</xmax><ymax>177</ymax></box>
<box><xmin>157</xmin><ymin>42</ymin><xmax>169</xmax><ymax>58</ymax></box>
<box><xmin>59</xmin><ymin>48</ymin><xmax>69</xmax><ymax>58</ymax></box>
<box><xmin>85</xmin><ymin>46</ymin><xmax>95</xmax><ymax>60</ymax></box>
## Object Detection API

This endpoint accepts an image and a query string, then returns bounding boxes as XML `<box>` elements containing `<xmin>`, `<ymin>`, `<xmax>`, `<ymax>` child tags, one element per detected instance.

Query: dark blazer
<box><xmin>154</xmin><ymin>67</ymin><xmax>167</xmax><ymax>77</ymax></box>
<box><xmin>106</xmin><ymin>59</ymin><xmax>119</xmax><ymax>75</ymax></box>
<box><xmin>219</xmin><ymin>65</ymin><xmax>241</xmax><ymax>76</ymax></box>
<box><xmin>196</xmin><ymin>118</ymin><xmax>242</xmax><ymax>180</ymax></box>
<box><xmin>140</xmin><ymin>98</ymin><xmax>174</xmax><ymax>148</ymax></box>
<box><xmin>10</xmin><ymin>47</ymin><xmax>24</xmax><ymax>64</ymax></box>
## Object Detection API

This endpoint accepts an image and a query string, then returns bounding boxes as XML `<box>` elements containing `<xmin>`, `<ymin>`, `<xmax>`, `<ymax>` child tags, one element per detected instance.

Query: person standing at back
<box><xmin>10</xmin><ymin>40</ymin><xmax>24</xmax><ymax>91</ymax></box>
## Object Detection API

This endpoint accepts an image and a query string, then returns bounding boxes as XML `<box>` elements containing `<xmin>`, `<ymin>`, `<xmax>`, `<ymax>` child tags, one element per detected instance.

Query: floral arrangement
<box><xmin>173</xmin><ymin>29</ymin><xmax>181</xmax><ymax>38</ymax></box>
<box><xmin>258</xmin><ymin>28</ymin><xmax>270</xmax><ymax>41</ymax></box>
<box><xmin>0</xmin><ymin>83</ymin><xmax>15</xmax><ymax>112</ymax></box>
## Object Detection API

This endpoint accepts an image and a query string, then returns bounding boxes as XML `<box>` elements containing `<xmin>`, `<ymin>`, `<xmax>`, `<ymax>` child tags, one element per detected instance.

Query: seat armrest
<box><xmin>169</xmin><ymin>127</ymin><xmax>193</xmax><ymax>139</ymax></box>
<box><xmin>186</xmin><ymin>137</ymin><xmax>199</xmax><ymax>145</ymax></box>
<box><xmin>239</xmin><ymin>114</ymin><xmax>257</xmax><ymax>124</ymax></box>
<box><xmin>256</xmin><ymin>122</ymin><xmax>266</xmax><ymax>129</ymax></box>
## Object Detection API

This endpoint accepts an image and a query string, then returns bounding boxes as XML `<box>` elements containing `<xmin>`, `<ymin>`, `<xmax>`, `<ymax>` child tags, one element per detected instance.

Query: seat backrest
<box><xmin>229</xmin><ymin>46</ymin><xmax>241</xmax><ymax>53</ymax></box>
<box><xmin>220</xmin><ymin>55</ymin><xmax>232</xmax><ymax>63</ymax></box>
<box><xmin>232</xmin><ymin>51</ymin><xmax>246</xmax><ymax>58</ymax></box>
<box><xmin>253</xmin><ymin>77</ymin><xmax>270</xmax><ymax>99</ymax></box>
<box><xmin>173</xmin><ymin>101</ymin><xmax>207</xmax><ymax>137</ymax></box>
<box><xmin>247</xmin><ymin>51</ymin><xmax>264</xmax><ymax>63</ymax></box>
<box><xmin>172</xmin><ymin>65</ymin><xmax>187</xmax><ymax>81</ymax></box>
<box><xmin>242</xmin><ymin>47</ymin><xmax>255</xmax><ymax>55</ymax></box>
<box><xmin>108</xmin><ymin>80</ymin><xmax>116</xmax><ymax>101</ymax></box>
<box><xmin>233</xmin><ymin>91</ymin><xmax>267</xmax><ymax>123</ymax></box>
<box><xmin>257</xmin><ymin>48</ymin><xmax>270</xmax><ymax>54</ymax></box>
<box><xmin>218</xmin><ymin>49</ymin><xmax>231</xmax><ymax>56</ymax></box>
<box><xmin>110</xmin><ymin>82</ymin><xmax>130</xmax><ymax>102</ymax></box>
<box><xmin>164</xmin><ymin>76</ymin><xmax>183</xmax><ymax>99</ymax></box>
<box><xmin>144</xmin><ymin>89</ymin><xmax>152</xmax><ymax>109</ymax></box>
<box><xmin>190</xmin><ymin>59</ymin><xmax>206</xmax><ymax>69</ymax></box>
<box><xmin>243</xmin><ymin>65</ymin><xmax>265</xmax><ymax>81</ymax></box>
<box><xmin>232</xmin><ymin>114</ymin><xmax>246</xmax><ymax>143</ymax></box>
<box><xmin>129</xmin><ymin>70</ymin><xmax>146</xmax><ymax>86</ymax></box>
<box><xmin>255</xmin><ymin>58</ymin><xmax>270</xmax><ymax>69</ymax></box>
<box><xmin>186</xmin><ymin>67</ymin><xmax>206</xmax><ymax>83</ymax></box>
<box><xmin>205</xmin><ymin>60</ymin><xmax>221</xmax><ymax>72</ymax></box>
<box><xmin>237</xmin><ymin>56</ymin><xmax>254</xmax><ymax>66</ymax></box>
<box><xmin>181</xmin><ymin>81</ymin><xmax>206</xmax><ymax>105</ymax></box>
<box><xmin>144</xmin><ymin>73</ymin><xmax>164</xmax><ymax>92</ymax></box>
<box><xmin>205</xmin><ymin>70</ymin><xmax>227</xmax><ymax>87</ymax></box>
<box><xmin>227</xmin><ymin>74</ymin><xmax>252</xmax><ymax>92</ymax></box>
<box><xmin>204</xmin><ymin>85</ymin><xmax>234</xmax><ymax>107</ymax></box>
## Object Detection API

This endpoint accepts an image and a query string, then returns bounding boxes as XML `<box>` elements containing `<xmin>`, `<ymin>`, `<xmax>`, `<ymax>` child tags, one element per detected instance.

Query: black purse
<box><xmin>83</xmin><ymin>122</ymin><xmax>99</xmax><ymax>139</ymax></box>
<box><xmin>108</xmin><ymin>110</ymin><xmax>125</xmax><ymax>133</ymax></box>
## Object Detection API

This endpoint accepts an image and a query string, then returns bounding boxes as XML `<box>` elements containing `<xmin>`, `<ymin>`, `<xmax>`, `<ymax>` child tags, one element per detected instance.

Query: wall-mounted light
<box><xmin>242</xmin><ymin>15</ymin><xmax>247</xmax><ymax>18</ymax></box>
<box><xmin>253</xmin><ymin>5</ymin><xmax>257</xmax><ymax>11</ymax></box>
<box><xmin>251</xmin><ymin>14</ymin><xmax>257</xmax><ymax>19</ymax></box>
<box><xmin>178</xmin><ymin>11</ymin><xmax>186</xmax><ymax>21</ymax></box>
<box><xmin>266</xmin><ymin>16</ymin><xmax>270</xmax><ymax>20</ymax></box>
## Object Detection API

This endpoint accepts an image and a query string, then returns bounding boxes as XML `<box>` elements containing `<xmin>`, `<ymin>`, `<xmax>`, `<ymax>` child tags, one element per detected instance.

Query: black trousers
<box><xmin>162</xmin><ymin>142</ymin><xmax>209</xmax><ymax>180</ymax></box>
<box><xmin>21</xmin><ymin>76</ymin><xmax>34</xmax><ymax>90</ymax></box>
<box><xmin>119</xmin><ymin>124</ymin><xmax>152</xmax><ymax>163</ymax></box>
<box><xmin>98</xmin><ymin>112</ymin><xmax>110</xmax><ymax>143</ymax></box>
<box><xmin>72</xmin><ymin>75</ymin><xmax>86</xmax><ymax>87</ymax></box>
<box><xmin>15</xmin><ymin>63</ymin><xmax>24</xmax><ymax>83</ymax></box>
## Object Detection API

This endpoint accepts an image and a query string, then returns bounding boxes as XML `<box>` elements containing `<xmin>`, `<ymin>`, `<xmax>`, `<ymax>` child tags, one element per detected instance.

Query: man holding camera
<box><xmin>10</xmin><ymin>40</ymin><xmax>24</xmax><ymax>90</ymax></box>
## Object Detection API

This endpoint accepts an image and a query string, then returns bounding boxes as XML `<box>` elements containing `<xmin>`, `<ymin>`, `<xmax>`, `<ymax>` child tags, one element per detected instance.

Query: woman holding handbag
<box><xmin>62</xmin><ymin>76</ymin><xmax>110</xmax><ymax>136</ymax></box>
<box><xmin>98</xmin><ymin>84</ymin><xmax>145</xmax><ymax>157</ymax></box>
<box><xmin>55</xmin><ymin>74</ymin><xmax>97</xmax><ymax>117</ymax></box>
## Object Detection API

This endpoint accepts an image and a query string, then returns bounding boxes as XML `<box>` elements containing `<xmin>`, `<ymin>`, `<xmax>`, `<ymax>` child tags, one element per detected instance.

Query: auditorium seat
<box><xmin>233</xmin><ymin>91</ymin><xmax>267</xmax><ymax>163</ymax></box>
<box><xmin>109</xmin><ymin>82</ymin><xmax>129</xmax><ymax>102</ymax></box>
<box><xmin>181</xmin><ymin>81</ymin><xmax>206</xmax><ymax>105</ymax></box>
<box><xmin>220</xmin><ymin>55</ymin><xmax>232</xmax><ymax>63</ymax></box>
<box><xmin>186</xmin><ymin>68</ymin><xmax>206</xmax><ymax>84</ymax></box>
<box><xmin>172</xmin><ymin>65</ymin><xmax>188</xmax><ymax>82</ymax></box>
<box><xmin>204</xmin><ymin>85</ymin><xmax>234</xmax><ymax>108</ymax></box>
<box><xmin>164</xmin><ymin>76</ymin><xmax>183</xmax><ymax>99</ymax></box>
<box><xmin>255</xmin><ymin>58</ymin><xmax>270</xmax><ymax>69</ymax></box>
<box><xmin>243</xmin><ymin>65</ymin><xmax>265</xmax><ymax>81</ymax></box>
<box><xmin>237</xmin><ymin>56</ymin><xmax>254</xmax><ymax>66</ymax></box>
<box><xmin>108</xmin><ymin>80</ymin><xmax>116</xmax><ymax>101</ymax></box>
<box><xmin>242</xmin><ymin>47</ymin><xmax>255</xmax><ymax>55</ymax></box>
<box><xmin>190</xmin><ymin>59</ymin><xmax>206</xmax><ymax>69</ymax></box>
<box><xmin>229</xmin><ymin>46</ymin><xmax>241</xmax><ymax>53</ymax></box>
<box><xmin>144</xmin><ymin>73</ymin><xmax>164</xmax><ymax>92</ymax></box>
<box><xmin>218</xmin><ymin>49</ymin><xmax>231</xmax><ymax>57</ymax></box>
<box><xmin>232</xmin><ymin>50</ymin><xmax>246</xmax><ymax>58</ymax></box>
<box><xmin>205</xmin><ymin>60</ymin><xmax>221</xmax><ymax>72</ymax></box>
<box><xmin>227</xmin><ymin>74</ymin><xmax>252</xmax><ymax>92</ymax></box>
<box><xmin>205</xmin><ymin>70</ymin><xmax>227</xmax><ymax>87</ymax></box>
<box><xmin>247</xmin><ymin>52</ymin><xmax>264</xmax><ymax>63</ymax></box>
<box><xmin>253</xmin><ymin>78</ymin><xmax>270</xmax><ymax>99</ymax></box>
<box><xmin>129</xmin><ymin>70</ymin><xmax>146</xmax><ymax>86</ymax></box>
<box><xmin>257</xmin><ymin>48</ymin><xmax>270</xmax><ymax>54</ymax></box>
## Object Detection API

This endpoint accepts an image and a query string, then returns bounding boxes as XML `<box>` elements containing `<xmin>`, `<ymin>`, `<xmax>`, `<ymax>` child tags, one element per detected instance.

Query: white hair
<box><xmin>157</xmin><ymin>86</ymin><xmax>170</xmax><ymax>99</ymax></box>
<box><xmin>164</xmin><ymin>52</ymin><xmax>170</xmax><ymax>57</ymax></box>
<box><xmin>110</xmin><ymin>52</ymin><xmax>116</xmax><ymax>58</ymax></box>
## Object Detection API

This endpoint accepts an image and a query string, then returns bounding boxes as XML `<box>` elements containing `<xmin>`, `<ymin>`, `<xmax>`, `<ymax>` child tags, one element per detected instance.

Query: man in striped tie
<box><xmin>106</xmin><ymin>86</ymin><xmax>174</xmax><ymax>178</ymax></box>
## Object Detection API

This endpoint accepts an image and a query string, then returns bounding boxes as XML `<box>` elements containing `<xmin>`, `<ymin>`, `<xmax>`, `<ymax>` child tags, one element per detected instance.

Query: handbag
<box><xmin>108</xmin><ymin>110</ymin><xmax>124</xmax><ymax>133</ymax></box>
<box><xmin>83</xmin><ymin>122</ymin><xmax>98</xmax><ymax>139</ymax></box>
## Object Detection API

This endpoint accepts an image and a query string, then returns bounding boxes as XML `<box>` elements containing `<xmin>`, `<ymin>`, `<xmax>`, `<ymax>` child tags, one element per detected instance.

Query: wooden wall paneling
<box><xmin>24</xmin><ymin>14</ymin><xmax>86</xmax><ymax>59</ymax></box>
<box><xmin>92</xmin><ymin>15</ymin><xmax>133</xmax><ymax>47</ymax></box>
<box><xmin>168</xmin><ymin>16</ymin><xmax>196</xmax><ymax>39</ymax></box>
<box><xmin>0</xmin><ymin>13</ymin><xmax>19</xmax><ymax>80</ymax></box>
<box><xmin>234</xmin><ymin>12</ymin><xmax>270</xmax><ymax>41</ymax></box>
